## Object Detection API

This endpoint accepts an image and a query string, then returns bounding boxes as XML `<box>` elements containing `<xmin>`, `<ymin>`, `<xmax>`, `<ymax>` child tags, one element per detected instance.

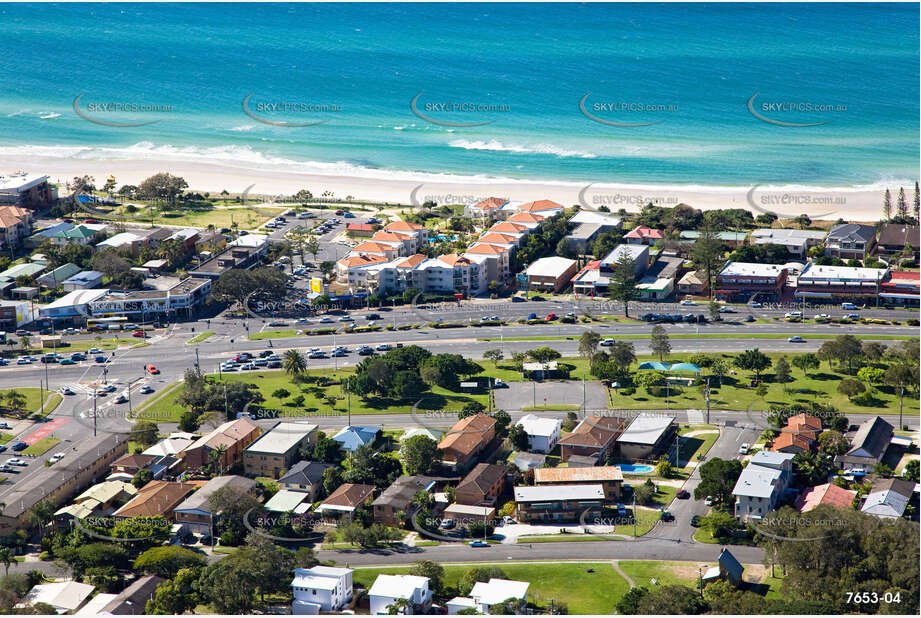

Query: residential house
<box><xmin>533</xmin><ymin>466</ymin><xmax>624</xmax><ymax>501</ymax></box>
<box><xmin>569</xmin><ymin>210</ymin><xmax>622</xmax><ymax>230</ymax></box>
<box><xmin>95</xmin><ymin>575</ymin><xmax>165</xmax><ymax>615</ymax></box>
<box><xmin>399</xmin><ymin>427</ymin><xmax>444</xmax><ymax>443</ymax></box>
<box><xmin>557</xmin><ymin>415</ymin><xmax>627</xmax><ymax>463</ymax></box>
<box><xmin>566</xmin><ymin>223</ymin><xmax>604</xmax><ymax>254</ymax></box>
<box><xmin>263</xmin><ymin>489</ymin><xmax>311</xmax><ymax>514</ymax></box>
<box><xmin>714</xmin><ymin>262</ymin><xmax>787</xmax><ymax>300</ymax></box>
<box><xmin>180</xmin><ymin>416</ymin><xmax>261</xmax><ymax>473</ymax></box>
<box><xmin>455</xmin><ymin>463</ymin><xmax>507</xmax><ymax>507</ymax></box>
<box><xmin>795</xmin><ymin>483</ymin><xmax>857</xmax><ymax>513</ymax></box>
<box><xmin>732</xmin><ymin>451</ymin><xmax>795</xmax><ymax>521</ymax></box>
<box><xmin>292</xmin><ymin>566</ymin><xmax>354</xmax><ymax>614</ymax></box>
<box><xmin>53</xmin><ymin>480</ymin><xmax>138</xmax><ymax>523</ymax></box>
<box><xmin>460</xmin><ymin>579</ymin><xmax>530</xmax><ymax>614</ymax></box>
<box><xmin>243</xmin><ymin>421</ymin><xmax>318</xmax><ymax>478</ymax></box>
<box><xmin>824</xmin><ymin>223</ymin><xmax>877</xmax><ymax>260</ymax></box>
<box><xmin>335</xmin><ymin>254</ymin><xmax>388</xmax><ymax>290</ymax></box>
<box><xmin>837</xmin><ymin>416</ymin><xmax>894</xmax><ymax>471</ymax></box>
<box><xmin>463</xmin><ymin>243</ymin><xmax>511</xmax><ymax>285</ymax></box>
<box><xmin>512</xmin><ymin>452</ymin><xmax>546</xmax><ymax>472</ymax></box>
<box><xmin>876</xmin><ymin>223</ymin><xmax>920</xmax><ymax>261</ymax></box>
<box><xmin>636</xmin><ymin>254</ymin><xmax>684</xmax><ymax>301</ymax></box>
<box><xmin>62</xmin><ymin>270</ymin><xmax>104</xmax><ymax>291</ymax></box>
<box><xmin>173</xmin><ymin>475</ymin><xmax>257</xmax><ymax>535</ymax></box>
<box><xmin>514</xmin><ymin>484</ymin><xmax>604</xmax><ymax>523</ymax></box>
<box><xmin>382</xmin><ymin>220</ymin><xmax>428</xmax><ymax>252</ymax></box>
<box><xmin>279</xmin><ymin>461</ymin><xmax>334</xmax><ymax>499</ymax></box>
<box><xmin>110</xmin><ymin>453</ymin><xmax>157</xmax><ymax>477</ymax></box>
<box><xmin>348</xmin><ymin>241</ymin><xmax>401</xmax><ymax>261</ymax></box>
<box><xmin>372</xmin><ymin>476</ymin><xmax>437</xmax><ymax>525</ymax></box>
<box><xmin>701</xmin><ymin>548</ymin><xmax>744</xmax><ymax>588</ymax></box>
<box><xmin>510</xmin><ymin>199</ymin><xmax>564</xmax><ymax>218</ymax></box>
<box><xmin>624</xmin><ymin>225</ymin><xmax>664</xmax><ymax>245</ymax></box>
<box><xmin>370</xmin><ymin>231</ymin><xmax>416</xmax><ymax>256</ymax></box>
<box><xmin>770</xmin><ymin>413</ymin><xmax>821</xmax><ymax>454</ymax></box>
<box><xmin>112</xmin><ymin>480</ymin><xmax>197</xmax><ymax>520</ymax></box>
<box><xmin>18</xmin><ymin>581</ymin><xmax>95</xmax><ymax>614</ymax></box>
<box><xmin>505</xmin><ymin>211</ymin><xmax>546</xmax><ymax>229</ymax></box>
<box><xmin>860</xmin><ymin>478</ymin><xmax>915</xmax><ymax>519</ymax></box>
<box><xmin>749</xmin><ymin>228</ymin><xmax>827</xmax><ymax>258</ymax></box>
<box><xmin>315</xmin><ymin>483</ymin><xmax>375</xmax><ymax>515</ymax></box>
<box><xmin>464</xmin><ymin>197</ymin><xmax>509</xmax><ymax>220</ymax></box>
<box><xmin>331</xmin><ymin>425</ymin><xmax>380</xmax><ymax>452</ymax></box>
<box><xmin>515</xmin><ymin>414</ymin><xmax>561</xmax><ymax>453</ymax></box>
<box><xmin>36</xmin><ymin>263</ymin><xmax>81</xmax><ymax>289</ymax></box>
<box><xmin>524</xmin><ymin>256</ymin><xmax>578</xmax><ymax>293</ymax></box>
<box><xmin>0</xmin><ymin>206</ymin><xmax>33</xmax><ymax>251</ymax></box>
<box><xmin>677</xmin><ymin>270</ymin><xmax>706</xmax><ymax>296</ymax></box>
<box><xmin>599</xmin><ymin>244</ymin><xmax>648</xmax><ymax>275</ymax></box>
<box><xmin>142</xmin><ymin>435</ymin><xmax>196</xmax><ymax>458</ymax></box>
<box><xmin>368</xmin><ymin>574</ymin><xmax>433</xmax><ymax>615</ymax></box>
<box><xmin>680</xmin><ymin>230</ymin><xmax>748</xmax><ymax>249</ymax></box>
<box><xmin>50</xmin><ymin>223</ymin><xmax>105</xmax><ymax>247</ymax></box>
<box><xmin>438</xmin><ymin>414</ymin><xmax>497</xmax><ymax>471</ymax></box>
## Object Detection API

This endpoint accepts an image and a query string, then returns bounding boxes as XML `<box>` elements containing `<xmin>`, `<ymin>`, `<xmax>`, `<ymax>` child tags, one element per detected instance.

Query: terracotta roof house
<box><xmin>112</xmin><ymin>480</ymin><xmax>197</xmax><ymax>520</ymax></box>
<box><xmin>506</xmin><ymin>212</ymin><xmax>545</xmax><ymax>226</ymax></box>
<box><xmin>350</xmin><ymin>241</ymin><xmax>400</xmax><ymax>259</ymax></box>
<box><xmin>455</xmin><ymin>463</ymin><xmax>508</xmax><ymax>507</ymax></box>
<box><xmin>876</xmin><ymin>223</ymin><xmax>920</xmax><ymax>260</ymax></box>
<box><xmin>488</xmin><ymin>221</ymin><xmax>528</xmax><ymax>235</ymax></box>
<box><xmin>795</xmin><ymin>483</ymin><xmax>857</xmax><ymax>513</ymax></box>
<box><xmin>180</xmin><ymin>417</ymin><xmax>261</xmax><ymax>473</ymax></box>
<box><xmin>316</xmin><ymin>483</ymin><xmax>376</xmax><ymax>514</ymax></box>
<box><xmin>465</xmin><ymin>197</ymin><xmax>509</xmax><ymax>218</ymax></box>
<box><xmin>110</xmin><ymin>453</ymin><xmax>157</xmax><ymax>476</ymax></box>
<box><xmin>534</xmin><ymin>465</ymin><xmax>624</xmax><ymax>501</ymax></box>
<box><xmin>770</xmin><ymin>432</ymin><xmax>813</xmax><ymax>454</ymax></box>
<box><xmin>438</xmin><ymin>414</ymin><xmax>497</xmax><ymax>471</ymax></box>
<box><xmin>384</xmin><ymin>220</ymin><xmax>425</xmax><ymax>232</ymax></box>
<box><xmin>515</xmin><ymin>199</ymin><xmax>563</xmax><ymax>214</ymax></box>
<box><xmin>339</xmin><ymin>253</ymin><xmax>388</xmax><ymax>268</ymax></box>
<box><xmin>558</xmin><ymin>415</ymin><xmax>628</xmax><ymax>463</ymax></box>
<box><xmin>372</xmin><ymin>476</ymin><xmax>438</xmax><ymax>525</ymax></box>
<box><xmin>624</xmin><ymin>225</ymin><xmax>664</xmax><ymax>245</ymax></box>
<box><xmin>786</xmin><ymin>413</ymin><xmax>822</xmax><ymax>432</ymax></box>
<box><xmin>465</xmin><ymin>242</ymin><xmax>509</xmax><ymax>256</ymax></box>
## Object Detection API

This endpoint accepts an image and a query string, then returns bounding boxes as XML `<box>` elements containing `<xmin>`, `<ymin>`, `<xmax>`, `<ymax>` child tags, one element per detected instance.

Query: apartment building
<box><xmin>514</xmin><ymin>484</ymin><xmax>605</xmax><ymax>523</ymax></box>
<box><xmin>243</xmin><ymin>421</ymin><xmax>318</xmax><ymax>478</ymax></box>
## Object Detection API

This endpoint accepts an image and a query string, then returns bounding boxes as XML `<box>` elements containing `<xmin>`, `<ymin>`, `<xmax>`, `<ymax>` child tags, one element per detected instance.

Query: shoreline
<box><xmin>2</xmin><ymin>154</ymin><xmax>901</xmax><ymax>222</ymax></box>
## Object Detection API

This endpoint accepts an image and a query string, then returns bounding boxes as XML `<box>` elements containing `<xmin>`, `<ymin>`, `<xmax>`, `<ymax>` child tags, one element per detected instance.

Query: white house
<box><xmin>18</xmin><ymin>581</ymin><xmax>95</xmax><ymax>613</ymax></box>
<box><xmin>368</xmin><ymin>574</ymin><xmax>432</xmax><ymax>615</ymax></box>
<box><xmin>732</xmin><ymin>451</ymin><xmax>795</xmax><ymax>522</ymax></box>
<box><xmin>449</xmin><ymin>579</ymin><xmax>531</xmax><ymax>614</ymax></box>
<box><xmin>515</xmin><ymin>414</ymin><xmax>562</xmax><ymax>453</ymax></box>
<box><xmin>291</xmin><ymin>566</ymin><xmax>354</xmax><ymax>614</ymax></box>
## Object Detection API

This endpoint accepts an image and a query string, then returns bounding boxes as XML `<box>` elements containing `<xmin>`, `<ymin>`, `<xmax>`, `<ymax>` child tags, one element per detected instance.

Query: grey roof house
<box><xmin>825</xmin><ymin>223</ymin><xmax>877</xmax><ymax>260</ymax></box>
<box><xmin>837</xmin><ymin>416</ymin><xmax>893</xmax><ymax>471</ymax></box>
<box><xmin>278</xmin><ymin>460</ymin><xmax>333</xmax><ymax>498</ymax></box>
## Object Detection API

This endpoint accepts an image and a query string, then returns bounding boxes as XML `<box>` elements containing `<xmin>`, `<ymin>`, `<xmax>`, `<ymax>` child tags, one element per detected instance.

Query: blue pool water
<box><xmin>619</xmin><ymin>464</ymin><xmax>655</xmax><ymax>474</ymax></box>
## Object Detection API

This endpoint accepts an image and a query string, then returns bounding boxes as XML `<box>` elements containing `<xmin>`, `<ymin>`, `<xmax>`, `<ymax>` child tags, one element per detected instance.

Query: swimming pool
<box><xmin>619</xmin><ymin>464</ymin><xmax>655</xmax><ymax>474</ymax></box>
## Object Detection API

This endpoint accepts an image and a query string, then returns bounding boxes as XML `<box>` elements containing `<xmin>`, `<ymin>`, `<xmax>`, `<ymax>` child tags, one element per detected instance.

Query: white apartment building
<box><xmin>292</xmin><ymin>566</ymin><xmax>354</xmax><ymax>614</ymax></box>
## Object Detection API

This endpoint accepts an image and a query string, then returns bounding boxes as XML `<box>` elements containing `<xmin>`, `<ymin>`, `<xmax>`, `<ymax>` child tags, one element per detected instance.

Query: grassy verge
<box><xmin>0</xmin><ymin>388</ymin><xmax>49</xmax><ymax>416</ymax></box>
<box><xmin>352</xmin><ymin>563</ymin><xmax>629</xmax><ymax>615</ymax></box>
<box><xmin>479</xmin><ymin>333</ymin><xmax>916</xmax><ymax>342</ymax></box>
<box><xmin>248</xmin><ymin>329</ymin><xmax>299</xmax><ymax>340</ymax></box>
<box><xmin>134</xmin><ymin>380</ymin><xmax>188</xmax><ymax>421</ymax></box>
<box><xmin>187</xmin><ymin>331</ymin><xmax>216</xmax><ymax>344</ymax></box>
<box><xmin>41</xmin><ymin>394</ymin><xmax>64</xmax><ymax>417</ymax></box>
<box><xmin>23</xmin><ymin>437</ymin><xmax>61</xmax><ymax>456</ymax></box>
<box><xmin>0</xmin><ymin>433</ymin><xmax>13</xmax><ymax>444</ymax></box>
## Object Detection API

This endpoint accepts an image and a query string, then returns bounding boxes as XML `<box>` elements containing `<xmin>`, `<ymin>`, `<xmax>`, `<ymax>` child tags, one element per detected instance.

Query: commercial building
<box><xmin>636</xmin><ymin>255</ymin><xmax>683</xmax><ymax>301</ymax></box>
<box><xmin>0</xmin><ymin>299</ymin><xmax>34</xmax><ymax>329</ymax></box>
<box><xmin>616</xmin><ymin>413</ymin><xmax>677</xmax><ymax>460</ymax></box>
<box><xmin>795</xmin><ymin>264</ymin><xmax>887</xmax><ymax>301</ymax></box>
<box><xmin>188</xmin><ymin>242</ymin><xmax>269</xmax><ymax>279</ymax></box>
<box><xmin>824</xmin><ymin>223</ymin><xmax>876</xmax><ymax>260</ymax></box>
<box><xmin>37</xmin><ymin>289</ymin><xmax>108</xmax><ymax>324</ymax></box>
<box><xmin>243</xmin><ymin>421</ymin><xmax>318</xmax><ymax>478</ymax></box>
<box><xmin>514</xmin><ymin>484</ymin><xmax>605</xmax><ymax>523</ymax></box>
<box><xmin>0</xmin><ymin>205</ymin><xmax>33</xmax><ymax>250</ymax></box>
<box><xmin>879</xmin><ymin>270</ymin><xmax>920</xmax><ymax>306</ymax></box>
<box><xmin>89</xmin><ymin>277</ymin><xmax>212</xmax><ymax>320</ymax></box>
<box><xmin>173</xmin><ymin>475</ymin><xmax>257</xmax><ymax>535</ymax></box>
<box><xmin>714</xmin><ymin>262</ymin><xmax>787</xmax><ymax>299</ymax></box>
<box><xmin>292</xmin><ymin>566</ymin><xmax>354</xmax><ymax>614</ymax></box>
<box><xmin>524</xmin><ymin>256</ymin><xmax>578</xmax><ymax>293</ymax></box>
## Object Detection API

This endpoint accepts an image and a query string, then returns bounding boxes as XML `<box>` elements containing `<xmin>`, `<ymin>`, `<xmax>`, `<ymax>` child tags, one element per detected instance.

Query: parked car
<box><xmin>690</xmin><ymin>515</ymin><xmax>702</xmax><ymax>527</ymax></box>
<box><xmin>441</xmin><ymin>518</ymin><xmax>455</xmax><ymax>529</ymax></box>
<box><xmin>739</xmin><ymin>443</ymin><xmax>751</xmax><ymax>455</ymax></box>
<box><xmin>375</xmin><ymin>344</ymin><xmax>392</xmax><ymax>351</ymax></box>
<box><xmin>11</xmin><ymin>442</ymin><xmax>28</xmax><ymax>452</ymax></box>
<box><xmin>267</xmin><ymin>361</ymin><xmax>282</xmax><ymax>368</ymax></box>
<box><xmin>704</xmin><ymin>496</ymin><xmax>714</xmax><ymax>506</ymax></box>
<box><xmin>493</xmin><ymin>378</ymin><xmax>507</xmax><ymax>388</ymax></box>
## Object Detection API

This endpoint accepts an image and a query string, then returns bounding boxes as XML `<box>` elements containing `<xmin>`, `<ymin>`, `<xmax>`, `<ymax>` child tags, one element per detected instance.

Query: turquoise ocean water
<box><xmin>0</xmin><ymin>2</ymin><xmax>917</xmax><ymax>188</ymax></box>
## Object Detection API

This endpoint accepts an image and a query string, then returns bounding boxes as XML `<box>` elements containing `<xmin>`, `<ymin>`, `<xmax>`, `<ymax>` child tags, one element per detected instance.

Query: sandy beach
<box><xmin>3</xmin><ymin>154</ymin><xmax>888</xmax><ymax>222</ymax></box>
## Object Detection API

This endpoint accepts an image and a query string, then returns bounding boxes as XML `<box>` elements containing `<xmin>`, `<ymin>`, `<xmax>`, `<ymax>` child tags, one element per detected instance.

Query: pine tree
<box><xmin>882</xmin><ymin>189</ymin><xmax>892</xmax><ymax>220</ymax></box>
<box><xmin>896</xmin><ymin>187</ymin><xmax>908</xmax><ymax>218</ymax></box>
<box><xmin>914</xmin><ymin>181</ymin><xmax>920</xmax><ymax>220</ymax></box>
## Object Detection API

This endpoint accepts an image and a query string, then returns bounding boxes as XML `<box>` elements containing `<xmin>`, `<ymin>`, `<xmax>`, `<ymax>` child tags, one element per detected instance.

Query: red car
<box><xmin>88</xmin><ymin>325</ymin><xmax>106</xmax><ymax>332</ymax></box>
<box><xmin>546</xmin><ymin>313</ymin><xmax>558</xmax><ymax>320</ymax></box>
<box><xmin>146</xmin><ymin>364</ymin><xmax>159</xmax><ymax>374</ymax></box>
<box><xmin>335</xmin><ymin>210</ymin><xmax>344</xmax><ymax>215</ymax></box>
<box><xmin>132</xmin><ymin>330</ymin><xmax>146</xmax><ymax>338</ymax></box>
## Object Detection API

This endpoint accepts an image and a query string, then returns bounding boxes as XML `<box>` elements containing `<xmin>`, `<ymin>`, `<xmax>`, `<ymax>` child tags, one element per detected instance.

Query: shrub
<box><xmin>619</xmin><ymin>387</ymin><xmax>636</xmax><ymax>396</ymax></box>
<box><xmin>851</xmin><ymin>390</ymin><xmax>876</xmax><ymax>406</ymax></box>
<box><xmin>907</xmin><ymin>319</ymin><xmax>919</xmax><ymax>327</ymax></box>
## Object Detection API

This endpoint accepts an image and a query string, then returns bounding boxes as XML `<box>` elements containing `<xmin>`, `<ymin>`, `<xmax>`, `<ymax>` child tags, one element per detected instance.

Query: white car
<box><xmin>88</xmin><ymin>347</ymin><xmax>102</xmax><ymax>354</ymax></box>
<box><xmin>784</xmin><ymin>311</ymin><xmax>802</xmax><ymax>319</ymax></box>
<box><xmin>139</xmin><ymin>385</ymin><xmax>154</xmax><ymax>394</ymax></box>
<box><xmin>6</xmin><ymin>458</ymin><xmax>27</xmax><ymax>466</ymax></box>
<box><xmin>704</xmin><ymin>496</ymin><xmax>714</xmax><ymax>506</ymax></box>
<box><xmin>59</xmin><ymin>386</ymin><xmax>74</xmax><ymax>395</ymax></box>
<box><xmin>680</xmin><ymin>299</ymin><xmax>697</xmax><ymax>306</ymax></box>
<box><xmin>49</xmin><ymin>452</ymin><xmax>65</xmax><ymax>463</ymax></box>
<box><xmin>319</xmin><ymin>317</ymin><xmax>333</xmax><ymax>323</ymax></box>
<box><xmin>718</xmin><ymin>306</ymin><xmax>736</xmax><ymax>313</ymax></box>
<box><xmin>600</xmin><ymin>338</ymin><xmax>615</xmax><ymax>347</ymax></box>
<box><xmin>739</xmin><ymin>443</ymin><xmax>751</xmax><ymax>455</ymax></box>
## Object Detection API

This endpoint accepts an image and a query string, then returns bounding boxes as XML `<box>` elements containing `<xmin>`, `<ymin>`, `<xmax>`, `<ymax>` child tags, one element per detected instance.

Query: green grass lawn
<box><xmin>41</xmin><ymin>394</ymin><xmax>63</xmax><ymax>417</ymax></box>
<box><xmin>352</xmin><ymin>562</ymin><xmax>629</xmax><ymax>614</ymax></box>
<box><xmin>116</xmin><ymin>204</ymin><xmax>285</xmax><ymax>230</ymax></box>
<box><xmin>619</xmin><ymin>560</ymin><xmax>702</xmax><ymax>589</ymax></box>
<box><xmin>137</xmin><ymin>368</ymin><xmax>489</xmax><ymax>422</ymax></box>
<box><xmin>0</xmin><ymin>433</ymin><xmax>13</xmax><ymax>444</ymax></box>
<box><xmin>248</xmin><ymin>329</ymin><xmax>300</xmax><ymax>340</ymax></box>
<box><xmin>187</xmin><ymin>331</ymin><xmax>215</xmax><ymax>344</ymax></box>
<box><xmin>23</xmin><ymin>437</ymin><xmax>61</xmax><ymax>456</ymax></box>
<box><xmin>676</xmin><ymin>426</ymin><xmax>720</xmax><ymax>469</ymax></box>
<box><xmin>0</xmin><ymin>387</ymin><xmax>52</xmax><ymax>416</ymax></box>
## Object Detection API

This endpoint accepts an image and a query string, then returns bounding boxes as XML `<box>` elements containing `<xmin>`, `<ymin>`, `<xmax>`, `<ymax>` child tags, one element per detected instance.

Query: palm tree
<box><xmin>283</xmin><ymin>349</ymin><xmax>307</xmax><ymax>376</ymax></box>
<box><xmin>19</xmin><ymin>335</ymin><xmax>30</xmax><ymax>353</ymax></box>
<box><xmin>0</xmin><ymin>547</ymin><xmax>11</xmax><ymax>576</ymax></box>
<box><xmin>5</xmin><ymin>390</ymin><xmax>26</xmax><ymax>416</ymax></box>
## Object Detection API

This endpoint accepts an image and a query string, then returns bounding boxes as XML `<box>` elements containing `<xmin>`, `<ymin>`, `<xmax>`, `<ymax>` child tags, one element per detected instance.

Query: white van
<box><xmin>841</xmin><ymin>302</ymin><xmax>858</xmax><ymax>310</ymax></box>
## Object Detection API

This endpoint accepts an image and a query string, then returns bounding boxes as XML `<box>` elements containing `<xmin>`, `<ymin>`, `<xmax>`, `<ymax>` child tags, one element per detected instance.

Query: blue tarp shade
<box><xmin>76</xmin><ymin>194</ymin><xmax>97</xmax><ymax>203</ymax></box>
<box><xmin>669</xmin><ymin>363</ymin><xmax>702</xmax><ymax>373</ymax></box>
<box><xmin>638</xmin><ymin>361</ymin><xmax>670</xmax><ymax>371</ymax></box>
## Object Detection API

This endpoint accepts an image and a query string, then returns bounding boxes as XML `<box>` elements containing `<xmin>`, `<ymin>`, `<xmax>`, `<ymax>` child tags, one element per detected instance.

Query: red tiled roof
<box><xmin>467</xmin><ymin>243</ymin><xmax>508</xmax><ymax>255</ymax></box>
<box><xmin>384</xmin><ymin>220</ymin><xmax>424</xmax><ymax>232</ymax></box>
<box><xmin>517</xmin><ymin>199</ymin><xmax>563</xmax><ymax>212</ymax></box>
<box><xmin>506</xmin><ymin>212</ymin><xmax>545</xmax><ymax>224</ymax></box>
<box><xmin>489</xmin><ymin>222</ymin><xmax>527</xmax><ymax>234</ymax></box>
<box><xmin>795</xmin><ymin>483</ymin><xmax>857</xmax><ymax>513</ymax></box>
<box><xmin>624</xmin><ymin>225</ymin><xmax>664</xmax><ymax>240</ymax></box>
<box><xmin>339</xmin><ymin>254</ymin><xmax>387</xmax><ymax>268</ymax></box>
<box><xmin>471</xmin><ymin>197</ymin><xmax>508</xmax><ymax>210</ymax></box>
<box><xmin>346</xmin><ymin>223</ymin><xmax>374</xmax><ymax>231</ymax></box>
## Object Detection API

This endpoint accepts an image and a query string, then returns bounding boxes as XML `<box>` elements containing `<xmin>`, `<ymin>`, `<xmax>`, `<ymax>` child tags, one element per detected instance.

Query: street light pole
<box><xmin>92</xmin><ymin>389</ymin><xmax>98</xmax><ymax>437</ymax></box>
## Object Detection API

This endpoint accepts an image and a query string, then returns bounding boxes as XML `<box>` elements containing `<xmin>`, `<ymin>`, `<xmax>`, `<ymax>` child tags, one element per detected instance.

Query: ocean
<box><xmin>0</xmin><ymin>2</ymin><xmax>917</xmax><ymax>190</ymax></box>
